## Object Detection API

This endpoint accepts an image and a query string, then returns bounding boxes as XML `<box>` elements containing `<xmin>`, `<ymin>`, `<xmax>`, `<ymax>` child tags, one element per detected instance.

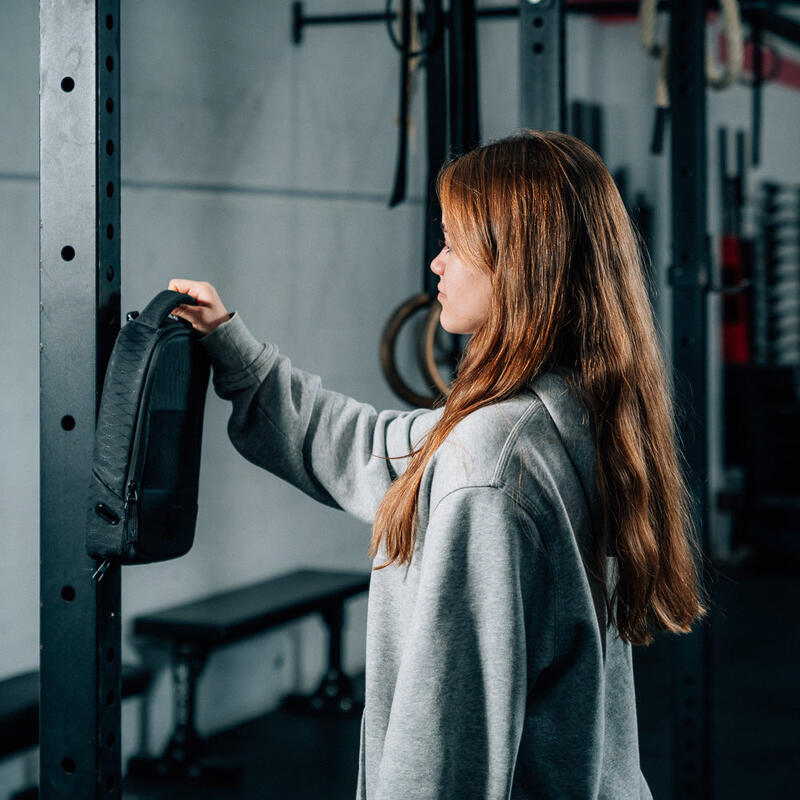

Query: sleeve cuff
<box><xmin>199</xmin><ymin>310</ymin><xmax>277</xmax><ymax>389</ymax></box>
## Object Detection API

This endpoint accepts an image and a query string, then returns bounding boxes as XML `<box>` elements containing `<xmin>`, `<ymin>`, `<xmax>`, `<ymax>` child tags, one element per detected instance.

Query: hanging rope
<box><xmin>706</xmin><ymin>0</ymin><xmax>745</xmax><ymax>90</ymax></box>
<box><xmin>638</xmin><ymin>0</ymin><xmax>745</xmax><ymax>109</ymax></box>
<box><xmin>637</xmin><ymin>0</ymin><xmax>660</xmax><ymax>58</ymax></box>
<box><xmin>388</xmin><ymin>0</ymin><xmax>423</xmax><ymax>207</ymax></box>
<box><xmin>385</xmin><ymin>0</ymin><xmax>437</xmax><ymax>59</ymax></box>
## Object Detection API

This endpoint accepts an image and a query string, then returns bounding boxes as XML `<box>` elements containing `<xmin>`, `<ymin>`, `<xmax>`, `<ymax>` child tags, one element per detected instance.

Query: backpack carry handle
<box><xmin>136</xmin><ymin>289</ymin><xmax>198</xmax><ymax>330</ymax></box>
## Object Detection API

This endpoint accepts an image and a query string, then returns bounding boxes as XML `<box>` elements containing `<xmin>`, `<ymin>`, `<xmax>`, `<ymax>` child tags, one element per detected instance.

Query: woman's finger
<box><xmin>169</xmin><ymin>278</ymin><xmax>201</xmax><ymax>298</ymax></box>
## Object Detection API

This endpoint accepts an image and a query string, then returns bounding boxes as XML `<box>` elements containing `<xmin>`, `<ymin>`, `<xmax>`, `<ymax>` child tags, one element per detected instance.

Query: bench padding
<box><xmin>134</xmin><ymin>569</ymin><xmax>370</xmax><ymax>647</ymax></box>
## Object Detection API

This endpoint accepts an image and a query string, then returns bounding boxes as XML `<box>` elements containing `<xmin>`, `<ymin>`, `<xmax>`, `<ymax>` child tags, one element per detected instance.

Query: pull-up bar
<box><xmin>292</xmin><ymin>0</ymin><xmax>800</xmax><ymax>48</ymax></box>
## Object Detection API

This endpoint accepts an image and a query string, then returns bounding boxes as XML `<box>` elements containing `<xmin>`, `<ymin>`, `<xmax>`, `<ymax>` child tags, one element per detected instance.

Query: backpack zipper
<box><xmin>125</xmin><ymin>479</ymin><xmax>139</xmax><ymax>508</ymax></box>
<box><xmin>124</xmin><ymin>480</ymin><xmax>139</xmax><ymax>559</ymax></box>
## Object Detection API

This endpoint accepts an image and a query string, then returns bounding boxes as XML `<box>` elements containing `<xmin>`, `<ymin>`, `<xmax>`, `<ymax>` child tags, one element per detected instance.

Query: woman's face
<box><xmin>430</xmin><ymin>217</ymin><xmax>493</xmax><ymax>335</ymax></box>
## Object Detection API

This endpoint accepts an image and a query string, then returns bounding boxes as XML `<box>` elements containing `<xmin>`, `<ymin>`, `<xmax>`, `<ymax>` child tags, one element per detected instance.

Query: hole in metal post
<box><xmin>61</xmin><ymin>246</ymin><xmax>75</xmax><ymax>261</ymax></box>
<box><xmin>106</xmin><ymin>139</ymin><xmax>114</xmax><ymax>156</ymax></box>
<box><xmin>61</xmin><ymin>77</ymin><xmax>75</xmax><ymax>92</ymax></box>
<box><xmin>533</xmin><ymin>43</ymin><xmax>544</xmax><ymax>54</ymax></box>
<box><xmin>106</xmin><ymin>690</ymin><xmax>116</xmax><ymax>706</ymax></box>
<box><xmin>106</xmin><ymin>56</ymin><xmax>114</xmax><ymax>72</ymax></box>
<box><xmin>106</xmin><ymin>775</ymin><xmax>116</xmax><ymax>792</ymax></box>
<box><xmin>533</xmin><ymin>17</ymin><xmax>543</xmax><ymax>28</ymax></box>
<box><xmin>106</xmin><ymin>181</ymin><xmax>114</xmax><ymax>198</ymax></box>
<box><xmin>61</xmin><ymin>586</ymin><xmax>76</xmax><ymax>602</ymax></box>
<box><xmin>106</xmin><ymin>97</ymin><xmax>114</xmax><ymax>113</ymax></box>
<box><xmin>106</xmin><ymin>224</ymin><xmax>115</xmax><ymax>240</ymax></box>
<box><xmin>106</xmin><ymin>647</ymin><xmax>115</xmax><ymax>663</ymax></box>
<box><xmin>106</xmin><ymin>265</ymin><xmax>115</xmax><ymax>282</ymax></box>
<box><xmin>106</xmin><ymin>14</ymin><xmax>114</xmax><ymax>29</ymax></box>
<box><xmin>61</xmin><ymin>416</ymin><xmax>76</xmax><ymax>431</ymax></box>
<box><xmin>61</xmin><ymin>757</ymin><xmax>76</xmax><ymax>774</ymax></box>
<box><xmin>105</xmin><ymin>731</ymin><xmax>115</xmax><ymax>748</ymax></box>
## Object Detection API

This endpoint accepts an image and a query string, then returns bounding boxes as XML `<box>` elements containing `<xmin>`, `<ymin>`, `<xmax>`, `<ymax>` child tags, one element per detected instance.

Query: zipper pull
<box><xmin>124</xmin><ymin>480</ymin><xmax>139</xmax><ymax>509</ymax></box>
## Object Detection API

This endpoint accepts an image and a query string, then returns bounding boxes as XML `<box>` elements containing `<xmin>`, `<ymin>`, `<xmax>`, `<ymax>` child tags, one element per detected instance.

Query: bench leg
<box><xmin>165</xmin><ymin>643</ymin><xmax>205</xmax><ymax>764</ymax></box>
<box><xmin>127</xmin><ymin>644</ymin><xmax>240</xmax><ymax>783</ymax></box>
<box><xmin>281</xmin><ymin>601</ymin><xmax>363</xmax><ymax>718</ymax></box>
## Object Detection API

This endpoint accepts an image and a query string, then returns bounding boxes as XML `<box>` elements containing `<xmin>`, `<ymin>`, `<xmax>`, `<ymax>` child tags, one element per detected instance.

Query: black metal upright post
<box><xmin>519</xmin><ymin>0</ymin><xmax>565</xmax><ymax>131</ymax></box>
<box><xmin>448</xmin><ymin>0</ymin><xmax>481</xmax><ymax>155</ymax></box>
<box><xmin>667</xmin><ymin>3</ymin><xmax>712</xmax><ymax>800</ymax></box>
<box><xmin>40</xmin><ymin>1</ymin><xmax>121</xmax><ymax>797</ymax></box>
<box><xmin>423</xmin><ymin>0</ymin><xmax>448</xmax><ymax>296</ymax></box>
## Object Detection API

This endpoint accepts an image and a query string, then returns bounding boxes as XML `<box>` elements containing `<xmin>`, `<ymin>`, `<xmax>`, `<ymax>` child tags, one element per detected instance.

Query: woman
<box><xmin>169</xmin><ymin>130</ymin><xmax>706</xmax><ymax>799</ymax></box>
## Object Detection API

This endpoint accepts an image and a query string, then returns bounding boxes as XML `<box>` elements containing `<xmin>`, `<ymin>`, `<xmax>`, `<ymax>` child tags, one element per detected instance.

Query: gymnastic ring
<box><xmin>380</xmin><ymin>292</ymin><xmax>443</xmax><ymax>409</ymax></box>
<box><xmin>420</xmin><ymin>299</ymin><xmax>453</xmax><ymax>398</ymax></box>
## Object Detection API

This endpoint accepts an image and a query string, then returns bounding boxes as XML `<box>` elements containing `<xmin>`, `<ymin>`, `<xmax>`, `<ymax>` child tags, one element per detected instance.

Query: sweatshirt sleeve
<box><xmin>198</xmin><ymin>311</ymin><xmax>437</xmax><ymax>523</ymax></box>
<box><xmin>374</xmin><ymin>485</ymin><xmax>555</xmax><ymax>800</ymax></box>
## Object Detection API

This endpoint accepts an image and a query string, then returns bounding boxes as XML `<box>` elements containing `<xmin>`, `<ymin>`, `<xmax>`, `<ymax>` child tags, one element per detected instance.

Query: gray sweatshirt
<box><xmin>199</xmin><ymin>311</ymin><xmax>653</xmax><ymax>800</ymax></box>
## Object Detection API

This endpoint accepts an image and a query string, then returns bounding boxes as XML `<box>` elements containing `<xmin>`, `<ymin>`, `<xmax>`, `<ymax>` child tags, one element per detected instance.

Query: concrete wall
<box><xmin>2</xmin><ymin>0</ymin><xmax>799</xmax><ymax>793</ymax></box>
<box><xmin>1</xmin><ymin>0</ymin><xmax>41</xmax><ymax>791</ymax></box>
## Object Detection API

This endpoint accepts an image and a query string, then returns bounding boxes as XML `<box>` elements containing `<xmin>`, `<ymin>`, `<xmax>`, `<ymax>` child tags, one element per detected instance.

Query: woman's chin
<box><xmin>439</xmin><ymin>314</ymin><xmax>473</xmax><ymax>335</ymax></box>
<box><xmin>438</xmin><ymin>316</ymin><xmax>457</xmax><ymax>334</ymax></box>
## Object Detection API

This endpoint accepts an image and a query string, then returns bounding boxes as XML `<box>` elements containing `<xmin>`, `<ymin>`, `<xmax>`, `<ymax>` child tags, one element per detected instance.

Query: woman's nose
<box><xmin>430</xmin><ymin>253</ymin><xmax>444</xmax><ymax>276</ymax></box>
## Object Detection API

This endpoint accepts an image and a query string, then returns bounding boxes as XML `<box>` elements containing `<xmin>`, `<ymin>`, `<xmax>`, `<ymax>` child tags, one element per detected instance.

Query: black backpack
<box><xmin>86</xmin><ymin>290</ymin><xmax>210</xmax><ymax>569</ymax></box>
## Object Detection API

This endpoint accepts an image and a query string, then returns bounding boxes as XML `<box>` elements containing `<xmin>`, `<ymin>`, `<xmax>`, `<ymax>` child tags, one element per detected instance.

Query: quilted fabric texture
<box><xmin>92</xmin><ymin>322</ymin><xmax>155</xmax><ymax>498</ymax></box>
<box><xmin>85</xmin><ymin>290</ymin><xmax>210</xmax><ymax>564</ymax></box>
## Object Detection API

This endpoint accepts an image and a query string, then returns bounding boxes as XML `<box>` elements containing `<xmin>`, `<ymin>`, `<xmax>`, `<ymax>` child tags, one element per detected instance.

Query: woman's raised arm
<box><xmin>168</xmin><ymin>281</ymin><xmax>438</xmax><ymax>523</ymax></box>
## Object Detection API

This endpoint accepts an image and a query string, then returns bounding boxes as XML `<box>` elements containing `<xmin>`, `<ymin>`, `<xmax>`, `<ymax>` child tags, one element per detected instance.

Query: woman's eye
<box><xmin>438</xmin><ymin>238</ymin><xmax>452</xmax><ymax>253</ymax></box>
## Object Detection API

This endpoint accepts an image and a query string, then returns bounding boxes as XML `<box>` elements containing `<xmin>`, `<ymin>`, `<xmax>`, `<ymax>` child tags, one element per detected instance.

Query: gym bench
<box><xmin>128</xmin><ymin>568</ymin><xmax>370</xmax><ymax>781</ymax></box>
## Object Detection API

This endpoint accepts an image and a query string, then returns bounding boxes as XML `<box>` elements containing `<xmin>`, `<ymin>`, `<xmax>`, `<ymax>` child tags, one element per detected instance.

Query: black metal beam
<box><xmin>291</xmin><ymin>1</ymin><xmax>518</xmax><ymax>44</ymax></box>
<box><xmin>519</xmin><ymin>0</ymin><xmax>566</xmax><ymax>132</ymax></box>
<box><xmin>667</xmin><ymin>1</ymin><xmax>713</xmax><ymax>799</ymax></box>
<box><xmin>39</xmin><ymin>1</ymin><xmax>121</xmax><ymax>797</ymax></box>
<box><xmin>449</xmin><ymin>0</ymin><xmax>481</xmax><ymax>154</ymax></box>
<box><xmin>761</xmin><ymin>9</ymin><xmax>800</xmax><ymax>45</ymax></box>
<box><xmin>292</xmin><ymin>1</ymin><xmax>800</xmax><ymax>45</ymax></box>
<box><xmin>423</xmin><ymin>0</ymin><xmax>448</xmax><ymax>294</ymax></box>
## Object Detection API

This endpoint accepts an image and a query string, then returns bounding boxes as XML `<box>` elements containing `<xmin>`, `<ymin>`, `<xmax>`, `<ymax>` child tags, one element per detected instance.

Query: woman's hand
<box><xmin>167</xmin><ymin>279</ymin><xmax>231</xmax><ymax>335</ymax></box>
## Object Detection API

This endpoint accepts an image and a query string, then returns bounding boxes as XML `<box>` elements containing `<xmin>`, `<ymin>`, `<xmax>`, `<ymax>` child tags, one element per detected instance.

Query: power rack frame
<box><xmin>39</xmin><ymin>1</ymin><xmax>122</xmax><ymax>797</ymax></box>
<box><xmin>40</xmin><ymin>1</ymin><xmax>800</xmax><ymax>797</ymax></box>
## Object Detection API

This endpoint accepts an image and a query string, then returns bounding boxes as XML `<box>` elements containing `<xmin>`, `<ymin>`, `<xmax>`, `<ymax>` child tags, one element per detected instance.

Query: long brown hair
<box><xmin>369</xmin><ymin>130</ymin><xmax>707</xmax><ymax>646</ymax></box>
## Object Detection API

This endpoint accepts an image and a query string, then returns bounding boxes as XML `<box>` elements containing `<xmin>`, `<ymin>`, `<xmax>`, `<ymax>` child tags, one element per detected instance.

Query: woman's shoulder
<box><xmin>445</xmin><ymin>389</ymin><xmax>544</xmax><ymax>457</ymax></box>
<box><xmin>445</xmin><ymin>370</ymin><xmax>587</xmax><ymax>456</ymax></box>
<box><xmin>426</xmin><ymin>371</ymin><xmax>594</xmax><ymax>515</ymax></box>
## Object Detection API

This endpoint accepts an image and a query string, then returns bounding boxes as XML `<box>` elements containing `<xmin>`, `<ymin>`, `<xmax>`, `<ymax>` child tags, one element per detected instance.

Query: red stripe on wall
<box><xmin>567</xmin><ymin>0</ymin><xmax>637</xmax><ymax>25</ymax></box>
<box><xmin>719</xmin><ymin>31</ymin><xmax>800</xmax><ymax>91</ymax></box>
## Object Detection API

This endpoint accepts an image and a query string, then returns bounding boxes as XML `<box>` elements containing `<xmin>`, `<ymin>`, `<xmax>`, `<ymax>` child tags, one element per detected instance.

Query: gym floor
<box><xmin>122</xmin><ymin>553</ymin><xmax>800</xmax><ymax>800</ymax></box>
